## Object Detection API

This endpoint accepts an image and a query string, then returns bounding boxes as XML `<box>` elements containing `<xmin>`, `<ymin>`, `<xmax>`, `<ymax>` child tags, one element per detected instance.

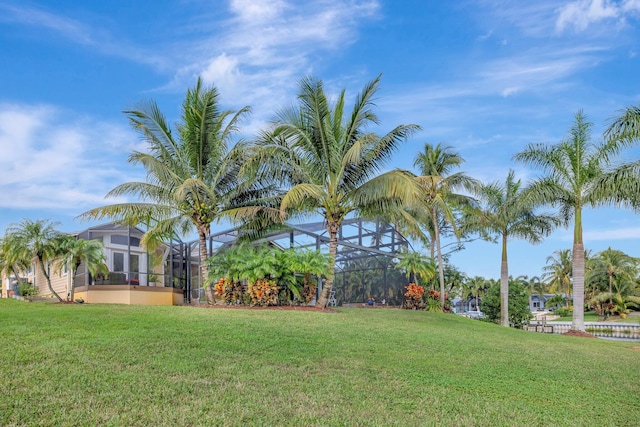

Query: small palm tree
<box><xmin>80</xmin><ymin>78</ymin><xmax>279</xmax><ymax>305</ymax></box>
<box><xmin>515</xmin><ymin>110</ymin><xmax>638</xmax><ymax>331</ymax></box>
<box><xmin>394</xmin><ymin>251</ymin><xmax>435</xmax><ymax>286</ymax></box>
<box><xmin>467</xmin><ymin>276</ymin><xmax>488</xmax><ymax>312</ymax></box>
<box><xmin>589</xmin><ymin>248</ymin><xmax>637</xmax><ymax>305</ymax></box>
<box><xmin>5</xmin><ymin>219</ymin><xmax>65</xmax><ymax>301</ymax></box>
<box><xmin>0</xmin><ymin>236</ymin><xmax>30</xmax><ymax>287</ymax></box>
<box><xmin>252</xmin><ymin>75</ymin><xmax>421</xmax><ymax>308</ymax></box>
<box><xmin>524</xmin><ymin>275</ymin><xmax>546</xmax><ymax>310</ymax></box>
<box><xmin>413</xmin><ymin>143</ymin><xmax>477</xmax><ymax>307</ymax></box>
<box><xmin>283</xmin><ymin>249</ymin><xmax>330</xmax><ymax>304</ymax></box>
<box><xmin>472</xmin><ymin>170</ymin><xmax>558</xmax><ymax>326</ymax></box>
<box><xmin>542</xmin><ymin>249</ymin><xmax>573</xmax><ymax>300</ymax></box>
<box><xmin>55</xmin><ymin>236</ymin><xmax>108</xmax><ymax>301</ymax></box>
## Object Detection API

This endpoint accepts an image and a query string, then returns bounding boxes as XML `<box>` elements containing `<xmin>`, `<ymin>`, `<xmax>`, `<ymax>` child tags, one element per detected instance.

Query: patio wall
<box><xmin>75</xmin><ymin>285</ymin><xmax>183</xmax><ymax>306</ymax></box>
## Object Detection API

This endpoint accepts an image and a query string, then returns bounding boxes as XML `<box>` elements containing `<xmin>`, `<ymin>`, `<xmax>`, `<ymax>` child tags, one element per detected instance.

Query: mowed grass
<box><xmin>1</xmin><ymin>299</ymin><xmax>638</xmax><ymax>427</ymax></box>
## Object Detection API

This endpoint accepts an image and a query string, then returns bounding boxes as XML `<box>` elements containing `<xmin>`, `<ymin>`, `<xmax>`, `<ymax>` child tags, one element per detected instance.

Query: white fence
<box><xmin>527</xmin><ymin>320</ymin><xmax>640</xmax><ymax>340</ymax></box>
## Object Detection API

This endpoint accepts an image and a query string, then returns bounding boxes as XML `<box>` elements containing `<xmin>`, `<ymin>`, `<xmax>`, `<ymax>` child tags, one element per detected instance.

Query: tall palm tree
<box><xmin>252</xmin><ymin>75</ymin><xmax>421</xmax><ymax>308</ymax></box>
<box><xmin>605</xmin><ymin>105</ymin><xmax>640</xmax><ymax>144</ymax></box>
<box><xmin>5</xmin><ymin>219</ymin><xmax>65</xmax><ymax>301</ymax></box>
<box><xmin>413</xmin><ymin>143</ymin><xmax>477</xmax><ymax>307</ymax></box>
<box><xmin>542</xmin><ymin>249</ymin><xmax>573</xmax><ymax>300</ymax></box>
<box><xmin>55</xmin><ymin>236</ymin><xmax>108</xmax><ymax>301</ymax></box>
<box><xmin>515</xmin><ymin>110</ymin><xmax>636</xmax><ymax>331</ymax></box>
<box><xmin>80</xmin><ymin>78</ymin><xmax>278</xmax><ymax>305</ymax></box>
<box><xmin>594</xmin><ymin>106</ymin><xmax>640</xmax><ymax>208</ymax></box>
<box><xmin>472</xmin><ymin>170</ymin><xmax>557</xmax><ymax>326</ymax></box>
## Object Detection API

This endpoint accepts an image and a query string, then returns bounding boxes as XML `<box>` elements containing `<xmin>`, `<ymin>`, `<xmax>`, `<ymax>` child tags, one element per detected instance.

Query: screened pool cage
<box><xmin>176</xmin><ymin>218</ymin><xmax>412</xmax><ymax>306</ymax></box>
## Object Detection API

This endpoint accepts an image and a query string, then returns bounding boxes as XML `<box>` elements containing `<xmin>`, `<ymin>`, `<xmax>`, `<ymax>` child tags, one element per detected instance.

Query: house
<box><xmin>452</xmin><ymin>296</ymin><xmax>482</xmax><ymax>314</ymax></box>
<box><xmin>529</xmin><ymin>293</ymin><xmax>566</xmax><ymax>311</ymax></box>
<box><xmin>3</xmin><ymin>217</ymin><xmax>410</xmax><ymax>306</ymax></box>
<box><xmin>1</xmin><ymin>223</ymin><xmax>184</xmax><ymax>306</ymax></box>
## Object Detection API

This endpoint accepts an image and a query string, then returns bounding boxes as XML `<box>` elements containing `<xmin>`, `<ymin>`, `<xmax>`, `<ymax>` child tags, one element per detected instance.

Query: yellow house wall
<box><xmin>75</xmin><ymin>285</ymin><xmax>182</xmax><ymax>306</ymax></box>
<box><xmin>34</xmin><ymin>261</ymin><xmax>68</xmax><ymax>299</ymax></box>
<box><xmin>173</xmin><ymin>292</ymin><xmax>184</xmax><ymax>305</ymax></box>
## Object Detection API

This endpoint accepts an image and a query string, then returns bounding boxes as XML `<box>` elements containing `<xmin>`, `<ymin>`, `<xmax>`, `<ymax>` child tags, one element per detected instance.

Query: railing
<box><xmin>527</xmin><ymin>320</ymin><xmax>640</xmax><ymax>340</ymax></box>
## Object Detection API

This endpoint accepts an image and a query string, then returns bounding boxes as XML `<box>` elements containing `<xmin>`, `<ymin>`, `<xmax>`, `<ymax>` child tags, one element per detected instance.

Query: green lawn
<box><xmin>1</xmin><ymin>299</ymin><xmax>638</xmax><ymax>426</ymax></box>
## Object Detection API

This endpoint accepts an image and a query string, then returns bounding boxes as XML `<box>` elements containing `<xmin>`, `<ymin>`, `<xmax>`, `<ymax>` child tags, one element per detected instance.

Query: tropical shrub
<box><xmin>482</xmin><ymin>281</ymin><xmax>532</xmax><ymax>328</ymax></box>
<box><xmin>248</xmin><ymin>278</ymin><xmax>279</xmax><ymax>306</ymax></box>
<box><xmin>425</xmin><ymin>289</ymin><xmax>450</xmax><ymax>313</ymax></box>
<box><xmin>207</xmin><ymin>244</ymin><xmax>328</xmax><ymax>306</ymax></box>
<box><xmin>403</xmin><ymin>283</ymin><xmax>425</xmax><ymax>310</ymax></box>
<box><xmin>18</xmin><ymin>282</ymin><xmax>38</xmax><ymax>297</ymax></box>
<box><xmin>425</xmin><ymin>298</ymin><xmax>442</xmax><ymax>312</ymax></box>
<box><xmin>213</xmin><ymin>277</ymin><xmax>245</xmax><ymax>305</ymax></box>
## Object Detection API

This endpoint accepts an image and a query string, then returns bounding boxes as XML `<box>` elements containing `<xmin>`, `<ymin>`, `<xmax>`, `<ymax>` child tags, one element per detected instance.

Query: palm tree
<box><xmin>252</xmin><ymin>75</ymin><xmax>421</xmax><ymax>308</ymax></box>
<box><xmin>80</xmin><ymin>78</ymin><xmax>278</xmax><ymax>305</ymax></box>
<box><xmin>524</xmin><ymin>275</ymin><xmax>546</xmax><ymax>310</ymax></box>
<box><xmin>472</xmin><ymin>170</ymin><xmax>557</xmax><ymax>326</ymax></box>
<box><xmin>456</xmin><ymin>275</ymin><xmax>474</xmax><ymax>312</ymax></box>
<box><xmin>594</xmin><ymin>106</ymin><xmax>640</xmax><ymax>209</ymax></box>
<box><xmin>0</xmin><ymin>236</ymin><xmax>30</xmax><ymax>288</ymax></box>
<box><xmin>413</xmin><ymin>143</ymin><xmax>477</xmax><ymax>307</ymax></box>
<box><xmin>283</xmin><ymin>249</ymin><xmax>330</xmax><ymax>304</ymax></box>
<box><xmin>55</xmin><ymin>236</ymin><xmax>108</xmax><ymax>301</ymax></box>
<box><xmin>605</xmin><ymin>105</ymin><xmax>640</xmax><ymax>144</ymax></box>
<box><xmin>467</xmin><ymin>276</ymin><xmax>488</xmax><ymax>312</ymax></box>
<box><xmin>394</xmin><ymin>251</ymin><xmax>436</xmax><ymax>286</ymax></box>
<box><xmin>542</xmin><ymin>249</ymin><xmax>573</xmax><ymax>300</ymax></box>
<box><xmin>514</xmin><ymin>111</ymin><xmax>640</xmax><ymax>331</ymax></box>
<box><xmin>5</xmin><ymin>219</ymin><xmax>65</xmax><ymax>301</ymax></box>
<box><xmin>588</xmin><ymin>247</ymin><xmax>638</xmax><ymax>307</ymax></box>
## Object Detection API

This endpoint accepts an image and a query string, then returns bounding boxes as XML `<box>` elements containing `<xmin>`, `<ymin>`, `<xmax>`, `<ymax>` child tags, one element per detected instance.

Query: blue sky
<box><xmin>1</xmin><ymin>0</ymin><xmax>639</xmax><ymax>279</ymax></box>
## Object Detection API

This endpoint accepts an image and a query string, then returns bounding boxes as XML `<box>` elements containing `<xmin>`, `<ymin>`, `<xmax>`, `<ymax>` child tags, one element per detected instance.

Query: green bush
<box><xmin>555</xmin><ymin>307</ymin><xmax>571</xmax><ymax>317</ymax></box>
<box><xmin>481</xmin><ymin>281</ymin><xmax>532</xmax><ymax>328</ymax></box>
<box><xmin>17</xmin><ymin>282</ymin><xmax>38</xmax><ymax>297</ymax></box>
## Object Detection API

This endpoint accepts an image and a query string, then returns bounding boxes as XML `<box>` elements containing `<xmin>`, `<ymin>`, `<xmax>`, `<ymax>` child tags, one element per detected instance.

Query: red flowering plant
<box><xmin>248</xmin><ymin>278</ymin><xmax>279</xmax><ymax>306</ymax></box>
<box><xmin>212</xmin><ymin>277</ymin><xmax>245</xmax><ymax>305</ymax></box>
<box><xmin>403</xmin><ymin>283</ymin><xmax>425</xmax><ymax>310</ymax></box>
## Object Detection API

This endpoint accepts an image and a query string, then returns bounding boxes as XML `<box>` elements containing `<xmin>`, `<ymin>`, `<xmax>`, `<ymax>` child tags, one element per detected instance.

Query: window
<box><xmin>110</xmin><ymin>234</ymin><xmax>140</xmax><ymax>247</ymax></box>
<box><xmin>113</xmin><ymin>252</ymin><xmax>124</xmax><ymax>272</ymax></box>
<box><xmin>129</xmin><ymin>254</ymin><xmax>139</xmax><ymax>281</ymax></box>
<box><xmin>111</xmin><ymin>235</ymin><xmax>128</xmax><ymax>245</ymax></box>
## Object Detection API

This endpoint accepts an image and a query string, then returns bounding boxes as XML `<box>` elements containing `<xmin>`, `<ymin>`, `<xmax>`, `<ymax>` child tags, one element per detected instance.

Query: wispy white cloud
<box><xmin>556</xmin><ymin>0</ymin><xmax>640</xmax><ymax>32</ymax></box>
<box><xmin>0</xmin><ymin>1</ymin><xmax>167</xmax><ymax>68</ymax></box>
<box><xmin>0</xmin><ymin>1</ymin><xmax>92</xmax><ymax>43</ymax></box>
<box><xmin>0</xmin><ymin>103</ymin><xmax>142</xmax><ymax>211</ymax></box>
<box><xmin>167</xmin><ymin>0</ymin><xmax>380</xmax><ymax>130</ymax></box>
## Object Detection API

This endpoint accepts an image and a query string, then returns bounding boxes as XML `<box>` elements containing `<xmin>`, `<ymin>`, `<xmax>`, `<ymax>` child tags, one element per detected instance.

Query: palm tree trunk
<box><xmin>500</xmin><ymin>233</ymin><xmax>509</xmax><ymax>327</ymax></box>
<box><xmin>572</xmin><ymin>242</ymin><xmax>585</xmax><ymax>331</ymax></box>
<box><xmin>317</xmin><ymin>220</ymin><xmax>339</xmax><ymax>309</ymax></box>
<box><xmin>198</xmin><ymin>227</ymin><xmax>214</xmax><ymax>305</ymax></box>
<box><xmin>608</xmin><ymin>274</ymin><xmax>613</xmax><ymax>305</ymax></box>
<box><xmin>38</xmin><ymin>257</ymin><xmax>62</xmax><ymax>302</ymax></box>
<box><xmin>433</xmin><ymin>207</ymin><xmax>446</xmax><ymax>307</ymax></box>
